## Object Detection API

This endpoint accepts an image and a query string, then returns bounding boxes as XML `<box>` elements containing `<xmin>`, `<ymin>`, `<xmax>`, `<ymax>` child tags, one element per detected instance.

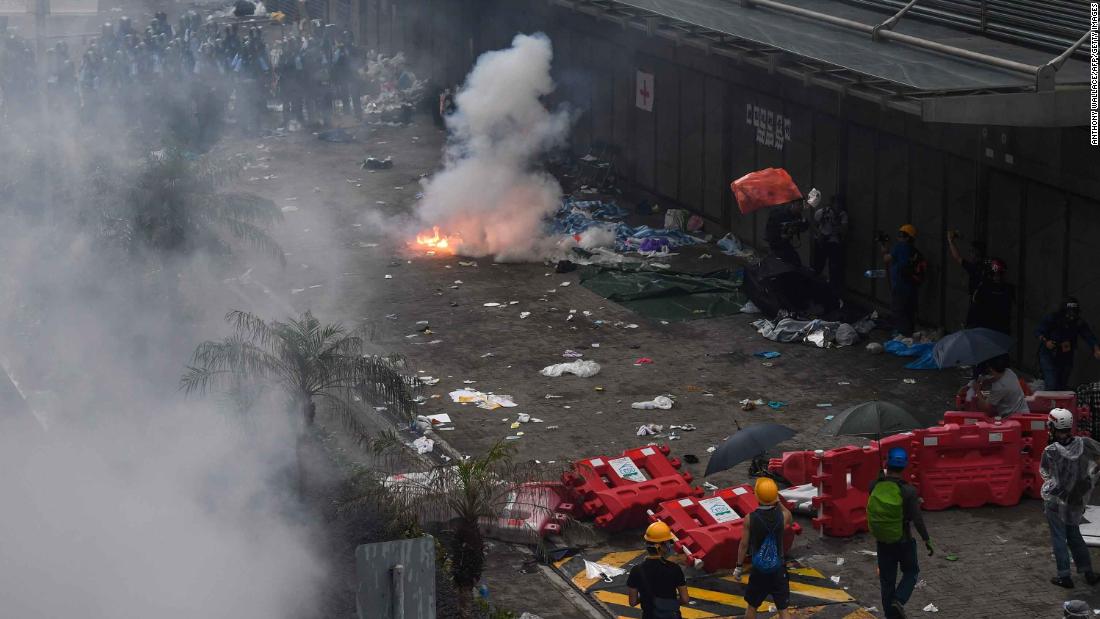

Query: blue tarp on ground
<box><xmin>884</xmin><ymin>340</ymin><xmax>940</xmax><ymax>370</ymax></box>
<box><xmin>548</xmin><ymin>197</ymin><xmax>705</xmax><ymax>252</ymax></box>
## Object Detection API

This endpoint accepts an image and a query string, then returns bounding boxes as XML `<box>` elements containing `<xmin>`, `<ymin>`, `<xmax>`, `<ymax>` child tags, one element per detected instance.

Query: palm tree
<box><xmin>181</xmin><ymin>310</ymin><xmax>418</xmax><ymax>440</ymax></box>
<box><xmin>345</xmin><ymin>440</ymin><xmax>555</xmax><ymax>611</ymax></box>
<box><xmin>103</xmin><ymin>148</ymin><xmax>285</xmax><ymax>262</ymax></box>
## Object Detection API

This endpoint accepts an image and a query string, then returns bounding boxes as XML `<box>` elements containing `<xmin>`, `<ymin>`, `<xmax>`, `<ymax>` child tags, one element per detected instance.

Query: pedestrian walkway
<box><xmin>553</xmin><ymin>548</ymin><xmax>873</xmax><ymax>618</ymax></box>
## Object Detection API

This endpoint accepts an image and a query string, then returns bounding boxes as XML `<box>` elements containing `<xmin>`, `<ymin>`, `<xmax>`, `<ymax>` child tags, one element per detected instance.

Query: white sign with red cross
<box><xmin>636</xmin><ymin>70</ymin><xmax>654</xmax><ymax>112</ymax></box>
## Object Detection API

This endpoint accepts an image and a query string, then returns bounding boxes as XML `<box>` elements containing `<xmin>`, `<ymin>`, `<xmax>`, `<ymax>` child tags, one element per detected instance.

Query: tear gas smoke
<box><xmin>415</xmin><ymin>33</ymin><xmax>571</xmax><ymax>262</ymax></box>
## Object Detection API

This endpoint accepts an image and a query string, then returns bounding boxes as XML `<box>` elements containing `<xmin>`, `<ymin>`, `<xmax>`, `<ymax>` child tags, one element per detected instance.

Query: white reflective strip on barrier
<box><xmin>923</xmin><ymin>437</ymin><xmax>939</xmax><ymax>446</ymax></box>
<box><xmin>989</xmin><ymin>432</ymin><xmax>1003</xmax><ymax>442</ymax></box>
<box><xmin>732</xmin><ymin>486</ymin><xmax>748</xmax><ymax>495</ymax></box>
<box><xmin>640</xmin><ymin>447</ymin><xmax>656</xmax><ymax>456</ymax></box>
<box><xmin>588</xmin><ymin>458</ymin><xmax>604</xmax><ymax>467</ymax></box>
<box><xmin>678</xmin><ymin>498</ymin><xmax>694</xmax><ymax>507</ymax></box>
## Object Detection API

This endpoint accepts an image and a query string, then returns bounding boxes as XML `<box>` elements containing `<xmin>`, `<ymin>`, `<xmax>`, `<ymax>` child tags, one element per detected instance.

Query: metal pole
<box><xmin>391</xmin><ymin>564</ymin><xmax>405</xmax><ymax>619</ymax></box>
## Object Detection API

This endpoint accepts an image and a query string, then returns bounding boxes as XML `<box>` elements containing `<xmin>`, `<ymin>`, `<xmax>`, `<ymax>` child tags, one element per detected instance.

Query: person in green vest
<box><xmin>867</xmin><ymin>448</ymin><xmax>932</xmax><ymax>619</ymax></box>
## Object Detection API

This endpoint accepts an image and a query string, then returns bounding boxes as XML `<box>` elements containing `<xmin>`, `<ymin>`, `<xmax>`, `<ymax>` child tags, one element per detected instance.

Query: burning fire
<box><xmin>412</xmin><ymin>226</ymin><xmax>461</xmax><ymax>255</ymax></box>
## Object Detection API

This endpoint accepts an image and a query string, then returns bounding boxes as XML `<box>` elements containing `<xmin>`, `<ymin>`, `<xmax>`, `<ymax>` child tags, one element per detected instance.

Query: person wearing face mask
<box><xmin>627</xmin><ymin>522</ymin><xmax>689</xmax><ymax>619</ymax></box>
<box><xmin>1036</xmin><ymin>298</ymin><xmax>1100</xmax><ymax>391</ymax></box>
<box><xmin>1041</xmin><ymin>408</ymin><xmax>1100</xmax><ymax>588</ymax></box>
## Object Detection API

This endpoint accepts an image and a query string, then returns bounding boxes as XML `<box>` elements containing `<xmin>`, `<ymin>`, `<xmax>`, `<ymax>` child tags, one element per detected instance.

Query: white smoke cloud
<box><xmin>415</xmin><ymin>33</ymin><xmax>571</xmax><ymax>262</ymax></box>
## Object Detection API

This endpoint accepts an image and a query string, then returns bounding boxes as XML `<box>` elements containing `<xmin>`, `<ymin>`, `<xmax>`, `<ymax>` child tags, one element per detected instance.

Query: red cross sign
<box><xmin>636</xmin><ymin>71</ymin><xmax>654</xmax><ymax>112</ymax></box>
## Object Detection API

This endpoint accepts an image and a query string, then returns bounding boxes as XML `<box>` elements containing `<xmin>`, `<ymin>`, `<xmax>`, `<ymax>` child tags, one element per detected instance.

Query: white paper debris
<box><xmin>631</xmin><ymin>396</ymin><xmax>674</xmax><ymax>410</ymax></box>
<box><xmin>540</xmin><ymin>360</ymin><xmax>601</xmax><ymax>378</ymax></box>
<box><xmin>412</xmin><ymin>436</ymin><xmax>434</xmax><ymax>454</ymax></box>
<box><xmin>923</xmin><ymin>603</ymin><xmax>938</xmax><ymax>613</ymax></box>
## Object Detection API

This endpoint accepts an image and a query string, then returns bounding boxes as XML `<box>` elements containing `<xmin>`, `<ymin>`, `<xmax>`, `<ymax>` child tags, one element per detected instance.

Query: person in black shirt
<box><xmin>968</xmin><ymin>258</ymin><xmax>1015</xmax><ymax>335</ymax></box>
<box><xmin>870</xmin><ymin>448</ymin><xmax>933</xmax><ymax>619</ymax></box>
<box><xmin>627</xmin><ymin>522</ymin><xmax>689</xmax><ymax>619</ymax></box>
<box><xmin>733</xmin><ymin>478</ymin><xmax>793</xmax><ymax>618</ymax></box>
<box><xmin>765</xmin><ymin>202</ymin><xmax>806</xmax><ymax>268</ymax></box>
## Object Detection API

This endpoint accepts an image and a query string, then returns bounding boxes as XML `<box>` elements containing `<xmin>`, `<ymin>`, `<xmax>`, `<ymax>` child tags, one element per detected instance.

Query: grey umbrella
<box><xmin>932</xmin><ymin>328</ymin><xmax>1013</xmax><ymax>369</ymax></box>
<box><xmin>705</xmin><ymin>423</ymin><xmax>797</xmax><ymax>477</ymax></box>
<box><xmin>820</xmin><ymin>400</ymin><xmax>922</xmax><ymax>439</ymax></box>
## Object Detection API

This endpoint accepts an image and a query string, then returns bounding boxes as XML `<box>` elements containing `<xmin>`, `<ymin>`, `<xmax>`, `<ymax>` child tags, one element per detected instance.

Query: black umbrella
<box><xmin>820</xmin><ymin>400</ymin><xmax>922</xmax><ymax>438</ymax></box>
<box><xmin>705</xmin><ymin>423</ymin><xmax>797</xmax><ymax>477</ymax></box>
<box><xmin>932</xmin><ymin>328</ymin><xmax>1014</xmax><ymax>368</ymax></box>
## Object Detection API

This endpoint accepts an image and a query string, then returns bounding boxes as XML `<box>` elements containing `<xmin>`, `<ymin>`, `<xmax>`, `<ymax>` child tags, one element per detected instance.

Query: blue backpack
<box><xmin>751</xmin><ymin>513</ymin><xmax>783</xmax><ymax>574</ymax></box>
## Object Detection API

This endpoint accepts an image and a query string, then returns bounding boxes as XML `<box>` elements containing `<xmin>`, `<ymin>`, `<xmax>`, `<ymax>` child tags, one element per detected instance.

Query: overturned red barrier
<box><xmin>767</xmin><ymin>450</ymin><xmax>817</xmax><ymax>486</ymax></box>
<box><xmin>649</xmin><ymin>484</ymin><xmax>802</xmax><ymax>571</ymax></box>
<box><xmin>561</xmin><ymin>445</ymin><xmax>701</xmax><ymax>531</ymax></box>
<box><xmin>483</xmin><ymin>482</ymin><xmax>573</xmax><ymax>543</ymax></box>
<box><xmin>810</xmin><ymin>445</ymin><xmax>884</xmax><ymax>537</ymax></box>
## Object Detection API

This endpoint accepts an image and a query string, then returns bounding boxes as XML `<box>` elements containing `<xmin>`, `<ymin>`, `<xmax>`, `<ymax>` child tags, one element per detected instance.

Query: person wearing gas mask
<box><xmin>1041</xmin><ymin>408</ymin><xmax>1100</xmax><ymax>588</ymax></box>
<box><xmin>1036</xmin><ymin>298</ymin><xmax>1100</xmax><ymax>391</ymax></box>
<box><xmin>627</xmin><ymin>522</ymin><xmax>690</xmax><ymax>618</ymax></box>
<box><xmin>966</xmin><ymin>257</ymin><xmax>1014</xmax><ymax>335</ymax></box>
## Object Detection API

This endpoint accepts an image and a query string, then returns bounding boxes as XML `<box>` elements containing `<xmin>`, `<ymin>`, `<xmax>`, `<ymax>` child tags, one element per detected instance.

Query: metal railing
<box><xmin>840</xmin><ymin>0</ymin><xmax>1092</xmax><ymax>55</ymax></box>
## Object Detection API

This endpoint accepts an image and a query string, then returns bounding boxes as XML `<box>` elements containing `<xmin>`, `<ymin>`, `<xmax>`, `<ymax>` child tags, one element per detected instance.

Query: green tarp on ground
<box><xmin>578</xmin><ymin>265</ymin><xmax>747</xmax><ymax>322</ymax></box>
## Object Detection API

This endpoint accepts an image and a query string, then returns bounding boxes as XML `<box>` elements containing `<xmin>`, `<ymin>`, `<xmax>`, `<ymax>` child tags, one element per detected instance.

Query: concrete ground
<box><xmin>232</xmin><ymin>113</ymin><xmax>1100</xmax><ymax>618</ymax></box>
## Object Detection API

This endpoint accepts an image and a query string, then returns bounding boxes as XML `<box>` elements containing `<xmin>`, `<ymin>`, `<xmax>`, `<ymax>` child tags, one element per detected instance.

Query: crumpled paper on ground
<box><xmin>584</xmin><ymin>560</ymin><xmax>626</xmax><ymax>581</ymax></box>
<box><xmin>412</xmin><ymin>436</ymin><xmax>434</xmax><ymax>454</ymax></box>
<box><xmin>449</xmin><ymin>389</ymin><xmax>517</xmax><ymax>410</ymax></box>
<box><xmin>632</xmin><ymin>396</ymin><xmax>674</xmax><ymax>410</ymax></box>
<box><xmin>540</xmin><ymin>360</ymin><xmax>601</xmax><ymax>377</ymax></box>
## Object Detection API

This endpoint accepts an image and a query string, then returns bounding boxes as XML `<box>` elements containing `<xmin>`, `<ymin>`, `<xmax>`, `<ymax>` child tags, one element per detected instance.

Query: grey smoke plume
<box><xmin>415</xmin><ymin>33</ymin><xmax>571</xmax><ymax>261</ymax></box>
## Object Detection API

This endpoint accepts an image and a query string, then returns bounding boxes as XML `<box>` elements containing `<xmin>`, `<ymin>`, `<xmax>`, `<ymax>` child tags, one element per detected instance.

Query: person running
<box><xmin>1041</xmin><ymin>408</ymin><xmax>1100</xmax><ymax>588</ymax></box>
<box><xmin>627</xmin><ymin>522</ymin><xmax>689</xmax><ymax>619</ymax></box>
<box><xmin>734</xmin><ymin>478</ymin><xmax>793</xmax><ymax>619</ymax></box>
<box><xmin>867</xmin><ymin>448</ymin><xmax>933</xmax><ymax>619</ymax></box>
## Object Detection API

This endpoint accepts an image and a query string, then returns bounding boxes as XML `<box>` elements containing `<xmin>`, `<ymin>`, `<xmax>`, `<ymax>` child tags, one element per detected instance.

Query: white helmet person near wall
<box><xmin>1049</xmin><ymin>407</ymin><xmax>1075</xmax><ymax>432</ymax></box>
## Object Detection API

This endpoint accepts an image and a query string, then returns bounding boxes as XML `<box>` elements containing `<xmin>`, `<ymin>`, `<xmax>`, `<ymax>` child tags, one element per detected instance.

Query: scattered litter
<box><xmin>562</xmin><ymin>350</ymin><xmax>584</xmax><ymax>358</ymax></box>
<box><xmin>824</xmin><ymin>415</ymin><xmax>835</xmax><ymax>421</ymax></box>
<box><xmin>922</xmin><ymin>603</ymin><xmax>938</xmax><ymax>613</ymax></box>
<box><xmin>945</xmin><ymin>554</ymin><xmax>958</xmax><ymax>561</ymax></box>
<box><xmin>425</xmin><ymin>414</ymin><xmax>452</xmax><ymax>425</ymax></box>
<box><xmin>458</xmin><ymin>261</ymin><xmax>477</xmax><ymax>267</ymax></box>
<box><xmin>384</xmin><ymin>274</ymin><xmax>393</xmax><ymax>279</ymax></box>
<box><xmin>866</xmin><ymin>342</ymin><xmax>884</xmax><ymax>354</ymax></box>
<box><xmin>510</xmin><ymin>422</ymin><xmax>521</xmax><ymax>429</ymax></box>
<box><xmin>761</xmin><ymin>362</ymin><xmax>775</xmax><ymax>368</ymax></box>
<box><xmin>517</xmin><ymin>413</ymin><xmax>531</xmax><ymax>423</ymax></box>
<box><xmin>626</xmin><ymin>324</ymin><xmax>639</xmax><ymax>329</ymax></box>
<box><xmin>816</xmin><ymin>403</ymin><xmax>833</xmax><ymax>408</ymax></box>
<box><xmin>636</xmin><ymin>424</ymin><xmax>664</xmax><ymax>436</ymax></box>
<box><xmin>560</xmin><ymin>282</ymin><xmax>571</xmax><ymax>287</ymax></box>
<box><xmin>754</xmin><ymin>351</ymin><xmax>781</xmax><ymax>359</ymax></box>
<box><xmin>740</xmin><ymin>300</ymin><xmax>761</xmax><ymax>314</ymax></box>
<box><xmin>670</xmin><ymin>424</ymin><xmax>696</xmax><ymax>431</ymax></box>
<box><xmin>591</xmin><ymin>343</ymin><xmax>600</xmax><ymax>348</ymax></box>
<box><xmin>632</xmin><ymin>396</ymin><xmax>674</xmax><ymax>410</ymax></box>
<box><xmin>767</xmin><ymin>401</ymin><xmax>788</xmax><ymax>409</ymax></box>
<box><xmin>540</xmin><ymin>360</ymin><xmax>601</xmax><ymax>378</ymax></box>
<box><xmin>903</xmin><ymin>378</ymin><xmax>917</xmax><ymax>384</ymax></box>
<box><xmin>480</xmin><ymin>352</ymin><xmax>495</xmax><ymax>358</ymax></box>
<box><xmin>359</xmin><ymin>242</ymin><xmax>379</xmax><ymax>248</ymax></box>
<box><xmin>830</xmin><ymin>576</ymin><xmax>841</xmax><ymax>584</ymax></box>
<box><xmin>634</xmin><ymin>357</ymin><xmax>654</xmax><ymax>366</ymax></box>
<box><xmin>483</xmin><ymin>302</ymin><xmax>501</xmax><ymax>307</ymax></box>
<box><xmin>545</xmin><ymin>394</ymin><xmax>563</xmax><ymax>399</ymax></box>
<box><xmin>583</xmin><ymin>560</ymin><xmax>626</xmax><ymax>582</ymax></box>
<box><xmin>706</xmin><ymin>446</ymin><xmax>717</xmax><ymax>453</ymax></box>
<box><xmin>449</xmin><ymin>389</ymin><xmax>517</xmax><ymax>410</ymax></box>
<box><xmin>361</xmin><ymin>156</ymin><xmax>393</xmax><ymax>170</ymax></box>
<box><xmin>280</xmin><ymin>205</ymin><xmax>299</xmax><ymax>213</ymax></box>
<box><xmin>418</xmin><ymin>376</ymin><xmax>440</xmax><ymax>385</ymax></box>
<box><xmin>838</xmin><ymin>381</ymin><xmax>851</xmax><ymax>385</ymax></box>
<box><xmin>702</xmin><ymin>481</ymin><xmax>719</xmax><ymax>491</ymax></box>
<box><xmin>855</xmin><ymin>550</ymin><xmax>878</xmax><ymax>557</ymax></box>
<box><xmin>836</xmin><ymin>558</ymin><xmax>845</xmax><ymax>566</ymax></box>
<box><xmin>412</xmin><ymin>436</ymin><xmax>434</xmax><ymax>454</ymax></box>
<box><xmin>520</xmin><ymin>312</ymin><xmax>531</xmax><ymax>319</ymax></box>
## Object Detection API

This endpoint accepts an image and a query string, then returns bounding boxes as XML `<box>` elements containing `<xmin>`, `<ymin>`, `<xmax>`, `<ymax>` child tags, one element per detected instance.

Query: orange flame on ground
<box><xmin>412</xmin><ymin>226</ymin><xmax>460</xmax><ymax>254</ymax></box>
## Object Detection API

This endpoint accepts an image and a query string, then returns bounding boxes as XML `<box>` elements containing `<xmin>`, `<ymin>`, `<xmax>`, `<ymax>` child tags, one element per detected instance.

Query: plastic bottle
<box><xmin>864</xmin><ymin>269</ymin><xmax>887</xmax><ymax>279</ymax></box>
<box><xmin>477</xmin><ymin>584</ymin><xmax>490</xmax><ymax>600</ymax></box>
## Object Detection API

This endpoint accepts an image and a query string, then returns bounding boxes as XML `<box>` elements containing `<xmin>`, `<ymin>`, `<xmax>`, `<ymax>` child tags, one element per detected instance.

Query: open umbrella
<box><xmin>821</xmin><ymin>401</ymin><xmax>922</xmax><ymax>439</ymax></box>
<box><xmin>705</xmin><ymin>422</ymin><xmax>797</xmax><ymax>477</ymax></box>
<box><xmin>932</xmin><ymin>328</ymin><xmax>1013</xmax><ymax>368</ymax></box>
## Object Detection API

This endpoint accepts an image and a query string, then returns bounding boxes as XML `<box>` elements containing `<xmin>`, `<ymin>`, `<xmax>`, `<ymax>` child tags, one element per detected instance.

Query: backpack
<box><xmin>751</xmin><ymin>512</ymin><xmax>783</xmax><ymax>574</ymax></box>
<box><xmin>904</xmin><ymin>248</ymin><xmax>928</xmax><ymax>286</ymax></box>
<box><xmin>867</xmin><ymin>479</ymin><xmax>905</xmax><ymax>543</ymax></box>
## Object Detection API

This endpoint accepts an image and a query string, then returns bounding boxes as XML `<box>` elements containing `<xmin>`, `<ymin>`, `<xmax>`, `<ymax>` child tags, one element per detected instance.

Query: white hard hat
<box><xmin>1049</xmin><ymin>408</ymin><xmax>1074</xmax><ymax>430</ymax></box>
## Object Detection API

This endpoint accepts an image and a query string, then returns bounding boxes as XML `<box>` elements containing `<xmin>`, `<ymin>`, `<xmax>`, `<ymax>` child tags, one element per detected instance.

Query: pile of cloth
<box><xmin>752</xmin><ymin>317</ymin><xmax>859</xmax><ymax>348</ymax></box>
<box><xmin>547</xmin><ymin>197</ymin><xmax>705</xmax><ymax>253</ymax></box>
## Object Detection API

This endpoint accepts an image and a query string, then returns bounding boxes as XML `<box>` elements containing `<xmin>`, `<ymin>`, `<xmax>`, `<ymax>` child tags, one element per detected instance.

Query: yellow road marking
<box><xmin>788</xmin><ymin>567</ymin><xmax>825</xmax><ymax>578</ymax></box>
<box><xmin>841</xmin><ymin>609</ymin><xmax>877</xmax><ymax>619</ymax></box>
<box><xmin>719</xmin><ymin>574</ymin><xmax>853</xmax><ymax>603</ymax></box>
<box><xmin>571</xmin><ymin>550</ymin><xmax>645</xmax><ymax>591</ymax></box>
<box><xmin>592</xmin><ymin>591</ymin><xmax>722</xmax><ymax>618</ymax></box>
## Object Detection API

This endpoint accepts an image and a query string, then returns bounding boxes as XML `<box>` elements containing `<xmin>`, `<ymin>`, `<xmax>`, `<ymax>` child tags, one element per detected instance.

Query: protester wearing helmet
<box><xmin>1036</xmin><ymin>298</ymin><xmax>1100</xmax><ymax>390</ymax></box>
<box><xmin>866</xmin><ymin>448</ymin><xmax>931</xmax><ymax>619</ymax></box>
<box><xmin>880</xmin><ymin>224</ymin><xmax>925</xmax><ymax>337</ymax></box>
<box><xmin>734</xmin><ymin>478</ymin><xmax>794</xmax><ymax>618</ymax></box>
<box><xmin>1041</xmin><ymin>408</ymin><xmax>1100</xmax><ymax>588</ymax></box>
<box><xmin>627</xmin><ymin>521</ymin><xmax>689</xmax><ymax>618</ymax></box>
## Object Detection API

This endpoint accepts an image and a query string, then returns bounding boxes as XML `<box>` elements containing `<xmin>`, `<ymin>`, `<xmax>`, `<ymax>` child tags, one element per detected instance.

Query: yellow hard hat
<box><xmin>755</xmin><ymin>477</ymin><xmax>779</xmax><ymax>505</ymax></box>
<box><xmin>644</xmin><ymin>521</ymin><xmax>674</xmax><ymax>543</ymax></box>
<box><xmin>898</xmin><ymin>224</ymin><xmax>917</xmax><ymax>238</ymax></box>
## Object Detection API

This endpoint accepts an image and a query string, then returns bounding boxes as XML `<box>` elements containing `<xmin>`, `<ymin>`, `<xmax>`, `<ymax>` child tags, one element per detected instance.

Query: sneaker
<box><xmin>890</xmin><ymin>600</ymin><xmax>907</xmax><ymax>618</ymax></box>
<box><xmin>1052</xmin><ymin>576</ymin><xmax>1075</xmax><ymax>588</ymax></box>
<box><xmin>1085</xmin><ymin>572</ymin><xmax>1100</xmax><ymax>585</ymax></box>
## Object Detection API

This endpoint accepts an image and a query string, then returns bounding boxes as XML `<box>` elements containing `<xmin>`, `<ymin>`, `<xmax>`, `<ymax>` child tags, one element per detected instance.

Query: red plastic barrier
<box><xmin>1017</xmin><ymin>413</ymin><xmax>1052</xmax><ymax>499</ymax></box>
<box><xmin>1028</xmin><ymin>391</ymin><xmax>1077</xmax><ymax>413</ymax></box>
<box><xmin>484</xmin><ymin>482</ymin><xmax>572</xmax><ymax>543</ymax></box>
<box><xmin>811</xmin><ymin>446</ymin><xmax>882</xmax><ymax>537</ymax></box>
<box><xmin>767</xmin><ymin>450</ymin><xmax>817</xmax><ymax>486</ymax></box>
<box><xmin>909</xmin><ymin>421</ymin><xmax>1024</xmax><ymax>511</ymax></box>
<box><xmin>561</xmin><ymin>445</ymin><xmax>700</xmax><ymax>531</ymax></box>
<box><xmin>648</xmin><ymin>484</ymin><xmax>802</xmax><ymax>572</ymax></box>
